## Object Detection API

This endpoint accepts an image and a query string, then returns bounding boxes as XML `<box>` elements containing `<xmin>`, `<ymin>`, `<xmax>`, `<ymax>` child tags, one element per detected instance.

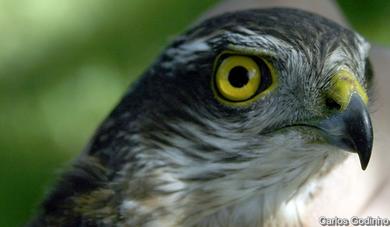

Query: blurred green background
<box><xmin>0</xmin><ymin>0</ymin><xmax>389</xmax><ymax>226</ymax></box>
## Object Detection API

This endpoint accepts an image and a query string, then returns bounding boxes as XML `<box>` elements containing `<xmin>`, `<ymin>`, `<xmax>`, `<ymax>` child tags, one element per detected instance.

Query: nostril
<box><xmin>325</xmin><ymin>97</ymin><xmax>342</xmax><ymax>111</ymax></box>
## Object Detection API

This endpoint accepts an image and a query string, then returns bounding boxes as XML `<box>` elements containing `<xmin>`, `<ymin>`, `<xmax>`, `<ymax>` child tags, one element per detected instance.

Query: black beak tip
<box><xmin>357</xmin><ymin>138</ymin><xmax>373</xmax><ymax>170</ymax></box>
<box><xmin>359</xmin><ymin>151</ymin><xmax>371</xmax><ymax>170</ymax></box>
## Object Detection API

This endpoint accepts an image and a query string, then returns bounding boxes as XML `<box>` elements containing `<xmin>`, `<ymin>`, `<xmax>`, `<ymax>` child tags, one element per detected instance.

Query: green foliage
<box><xmin>338</xmin><ymin>0</ymin><xmax>390</xmax><ymax>45</ymax></box>
<box><xmin>0</xmin><ymin>1</ymin><xmax>388</xmax><ymax>226</ymax></box>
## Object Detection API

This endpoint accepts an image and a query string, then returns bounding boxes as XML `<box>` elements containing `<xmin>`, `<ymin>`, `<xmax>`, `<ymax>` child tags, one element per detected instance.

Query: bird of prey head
<box><xmin>30</xmin><ymin>8</ymin><xmax>373</xmax><ymax>227</ymax></box>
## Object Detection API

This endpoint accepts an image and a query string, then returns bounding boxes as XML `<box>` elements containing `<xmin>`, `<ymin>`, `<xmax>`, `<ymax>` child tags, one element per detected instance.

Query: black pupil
<box><xmin>228</xmin><ymin>66</ymin><xmax>249</xmax><ymax>88</ymax></box>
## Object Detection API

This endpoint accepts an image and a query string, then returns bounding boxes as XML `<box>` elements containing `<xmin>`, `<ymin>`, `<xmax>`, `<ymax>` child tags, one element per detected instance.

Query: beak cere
<box><xmin>318</xmin><ymin>71</ymin><xmax>373</xmax><ymax>170</ymax></box>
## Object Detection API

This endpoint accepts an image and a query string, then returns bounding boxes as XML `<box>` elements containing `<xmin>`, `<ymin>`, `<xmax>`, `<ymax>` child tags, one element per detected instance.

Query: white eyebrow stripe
<box><xmin>234</xmin><ymin>26</ymin><xmax>259</xmax><ymax>36</ymax></box>
<box><xmin>225</xmin><ymin>28</ymin><xmax>293</xmax><ymax>51</ymax></box>
<box><xmin>179</xmin><ymin>38</ymin><xmax>211</xmax><ymax>52</ymax></box>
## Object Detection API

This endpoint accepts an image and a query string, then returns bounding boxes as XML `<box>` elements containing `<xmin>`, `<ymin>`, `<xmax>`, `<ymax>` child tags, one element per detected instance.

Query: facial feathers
<box><xmin>29</xmin><ymin>8</ymin><xmax>372</xmax><ymax>227</ymax></box>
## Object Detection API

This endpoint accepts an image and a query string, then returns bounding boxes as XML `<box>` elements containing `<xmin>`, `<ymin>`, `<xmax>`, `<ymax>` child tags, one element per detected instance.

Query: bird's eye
<box><xmin>213</xmin><ymin>55</ymin><xmax>276</xmax><ymax>105</ymax></box>
<box><xmin>215</xmin><ymin>56</ymin><xmax>260</xmax><ymax>101</ymax></box>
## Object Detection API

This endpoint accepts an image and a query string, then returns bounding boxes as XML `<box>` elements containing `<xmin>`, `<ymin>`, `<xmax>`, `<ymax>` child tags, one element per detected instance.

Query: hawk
<box><xmin>29</xmin><ymin>8</ymin><xmax>373</xmax><ymax>227</ymax></box>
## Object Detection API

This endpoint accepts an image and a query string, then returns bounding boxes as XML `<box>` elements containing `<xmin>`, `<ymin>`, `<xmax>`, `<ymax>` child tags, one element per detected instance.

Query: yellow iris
<box><xmin>215</xmin><ymin>56</ymin><xmax>261</xmax><ymax>101</ymax></box>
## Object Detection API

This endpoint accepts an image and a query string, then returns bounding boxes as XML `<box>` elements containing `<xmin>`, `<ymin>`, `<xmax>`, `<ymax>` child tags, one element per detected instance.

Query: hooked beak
<box><xmin>318</xmin><ymin>93</ymin><xmax>373</xmax><ymax>170</ymax></box>
<box><xmin>316</xmin><ymin>69</ymin><xmax>373</xmax><ymax>170</ymax></box>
